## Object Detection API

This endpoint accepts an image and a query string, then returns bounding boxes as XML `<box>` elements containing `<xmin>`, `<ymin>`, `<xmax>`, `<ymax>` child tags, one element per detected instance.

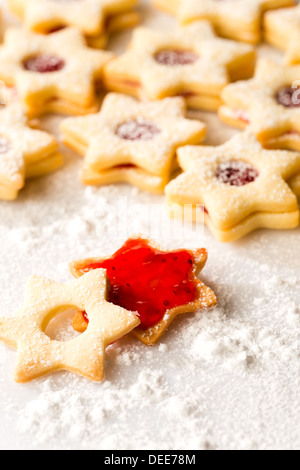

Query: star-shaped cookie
<box><xmin>60</xmin><ymin>93</ymin><xmax>207</xmax><ymax>193</ymax></box>
<box><xmin>69</xmin><ymin>237</ymin><xmax>217</xmax><ymax>346</ymax></box>
<box><xmin>219</xmin><ymin>58</ymin><xmax>300</xmax><ymax>152</ymax></box>
<box><xmin>154</xmin><ymin>0</ymin><xmax>295</xmax><ymax>44</ymax></box>
<box><xmin>0</xmin><ymin>97</ymin><xmax>62</xmax><ymax>201</ymax></box>
<box><xmin>0</xmin><ymin>269</ymin><xmax>140</xmax><ymax>382</ymax></box>
<box><xmin>165</xmin><ymin>131</ymin><xmax>300</xmax><ymax>242</ymax></box>
<box><xmin>104</xmin><ymin>21</ymin><xmax>255</xmax><ymax>111</ymax></box>
<box><xmin>264</xmin><ymin>4</ymin><xmax>300</xmax><ymax>64</ymax></box>
<box><xmin>0</xmin><ymin>27</ymin><xmax>113</xmax><ymax>117</ymax></box>
<box><xmin>7</xmin><ymin>0</ymin><xmax>140</xmax><ymax>49</ymax></box>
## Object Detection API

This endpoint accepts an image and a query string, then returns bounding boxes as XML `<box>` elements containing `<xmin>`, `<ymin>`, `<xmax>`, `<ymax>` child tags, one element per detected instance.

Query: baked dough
<box><xmin>153</xmin><ymin>0</ymin><xmax>295</xmax><ymax>44</ymax></box>
<box><xmin>0</xmin><ymin>269</ymin><xmax>140</xmax><ymax>382</ymax></box>
<box><xmin>0</xmin><ymin>27</ymin><xmax>113</xmax><ymax>117</ymax></box>
<box><xmin>69</xmin><ymin>237</ymin><xmax>217</xmax><ymax>346</ymax></box>
<box><xmin>0</xmin><ymin>94</ymin><xmax>62</xmax><ymax>200</ymax></box>
<box><xmin>219</xmin><ymin>59</ymin><xmax>300</xmax><ymax>168</ymax></box>
<box><xmin>7</xmin><ymin>0</ymin><xmax>140</xmax><ymax>48</ymax></box>
<box><xmin>165</xmin><ymin>131</ymin><xmax>300</xmax><ymax>242</ymax></box>
<box><xmin>104</xmin><ymin>21</ymin><xmax>255</xmax><ymax>111</ymax></box>
<box><xmin>60</xmin><ymin>93</ymin><xmax>207</xmax><ymax>193</ymax></box>
<box><xmin>264</xmin><ymin>4</ymin><xmax>300</xmax><ymax>64</ymax></box>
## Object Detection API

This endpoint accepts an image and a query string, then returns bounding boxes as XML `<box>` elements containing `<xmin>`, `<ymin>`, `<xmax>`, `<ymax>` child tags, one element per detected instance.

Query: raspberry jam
<box><xmin>76</xmin><ymin>238</ymin><xmax>199</xmax><ymax>330</ymax></box>
<box><xmin>23</xmin><ymin>55</ymin><xmax>65</xmax><ymax>73</ymax></box>
<box><xmin>216</xmin><ymin>160</ymin><xmax>259</xmax><ymax>186</ymax></box>
<box><xmin>116</xmin><ymin>119</ymin><xmax>161</xmax><ymax>141</ymax></box>
<box><xmin>276</xmin><ymin>86</ymin><xmax>300</xmax><ymax>108</ymax></box>
<box><xmin>154</xmin><ymin>50</ymin><xmax>198</xmax><ymax>66</ymax></box>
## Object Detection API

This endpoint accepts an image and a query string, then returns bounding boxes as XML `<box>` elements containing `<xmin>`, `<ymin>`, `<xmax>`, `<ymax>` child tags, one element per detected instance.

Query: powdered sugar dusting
<box><xmin>0</xmin><ymin>0</ymin><xmax>299</xmax><ymax>452</ymax></box>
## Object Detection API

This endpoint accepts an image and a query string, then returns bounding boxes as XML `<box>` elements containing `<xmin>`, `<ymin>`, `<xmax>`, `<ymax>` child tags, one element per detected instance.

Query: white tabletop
<box><xmin>0</xmin><ymin>0</ymin><xmax>299</xmax><ymax>450</ymax></box>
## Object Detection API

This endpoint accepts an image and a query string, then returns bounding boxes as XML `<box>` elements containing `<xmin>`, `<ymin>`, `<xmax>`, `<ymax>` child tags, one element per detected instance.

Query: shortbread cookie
<box><xmin>0</xmin><ymin>269</ymin><xmax>140</xmax><ymax>382</ymax></box>
<box><xmin>153</xmin><ymin>0</ymin><xmax>295</xmax><ymax>44</ymax></box>
<box><xmin>165</xmin><ymin>132</ymin><xmax>300</xmax><ymax>243</ymax></box>
<box><xmin>86</xmin><ymin>10</ymin><xmax>141</xmax><ymax>49</ymax></box>
<box><xmin>60</xmin><ymin>93</ymin><xmax>207</xmax><ymax>193</ymax></box>
<box><xmin>219</xmin><ymin>59</ymin><xmax>300</xmax><ymax>152</ymax></box>
<box><xmin>69</xmin><ymin>237</ymin><xmax>217</xmax><ymax>346</ymax></box>
<box><xmin>289</xmin><ymin>173</ymin><xmax>300</xmax><ymax>197</ymax></box>
<box><xmin>104</xmin><ymin>22</ymin><xmax>255</xmax><ymax>111</ymax></box>
<box><xmin>0</xmin><ymin>27</ymin><xmax>113</xmax><ymax>117</ymax></box>
<box><xmin>0</xmin><ymin>98</ymin><xmax>62</xmax><ymax>201</ymax></box>
<box><xmin>7</xmin><ymin>0</ymin><xmax>140</xmax><ymax>48</ymax></box>
<box><xmin>264</xmin><ymin>4</ymin><xmax>300</xmax><ymax>64</ymax></box>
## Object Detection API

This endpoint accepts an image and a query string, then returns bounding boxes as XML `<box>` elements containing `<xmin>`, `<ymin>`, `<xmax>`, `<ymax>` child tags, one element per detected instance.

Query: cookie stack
<box><xmin>165</xmin><ymin>132</ymin><xmax>300</xmax><ymax>242</ymax></box>
<box><xmin>0</xmin><ymin>27</ymin><xmax>114</xmax><ymax>117</ymax></box>
<box><xmin>0</xmin><ymin>94</ymin><xmax>62</xmax><ymax>201</ymax></box>
<box><xmin>1</xmin><ymin>0</ymin><xmax>300</xmax><ymax>385</ymax></box>
<box><xmin>154</xmin><ymin>0</ymin><xmax>295</xmax><ymax>44</ymax></box>
<box><xmin>7</xmin><ymin>0</ymin><xmax>140</xmax><ymax>48</ymax></box>
<box><xmin>60</xmin><ymin>93</ymin><xmax>207</xmax><ymax>194</ymax></box>
<box><xmin>0</xmin><ymin>0</ymin><xmax>299</xmax><ymax>243</ymax></box>
<box><xmin>104</xmin><ymin>21</ymin><xmax>256</xmax><ymax>111</ymax></box>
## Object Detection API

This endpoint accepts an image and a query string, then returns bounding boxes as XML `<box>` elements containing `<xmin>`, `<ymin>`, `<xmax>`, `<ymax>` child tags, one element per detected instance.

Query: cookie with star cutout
<box><xmin>60</xmin><ymin>93</ymin><xmax>207</xmax><ymax>193</ymax></box>
<box><xmin>165</xmin><ymin>132</ymin><xmax>300</xmax><ymax>243</ymax></box>
<box><xmin>7</xmin><ymin>0</ymin><xmax>140</xmax><ymax>49</ymax></box>
<box><xmin>69</xmin><ymin>237</ymin><xmax>217</xmax><ymax>346</ymax></box>
<box><xmin>0</xmin><ymin>93</ymin><xmax>62</xmax><ymax>201</ymax></box>
<box><xmin>219</xmin><ymin>59</ymin><xmax>300</xmax><ymax>154</ymax></box>
<box><xmin>264</xmin><ymin>4</ymin><xmax>300</xmax><ymax>64</ymax></box>
<box><xmin>0</xmin><ymin>27</ymin><xmax>114</xmax><ymax>118</ymax></box>
<box><xmin>153</xmin><ymin>0</ymin><xmax>295</xmax><ymax>44</ymax></box>
<box><xmin>103</xmin><ymin>21</ymin><xmax>255</xmax><ymax>111</ymax></box>
<box><xmin>0</xmin><ymin>269</ymin><xmax>140</xmax><ymax>382</ymax></box>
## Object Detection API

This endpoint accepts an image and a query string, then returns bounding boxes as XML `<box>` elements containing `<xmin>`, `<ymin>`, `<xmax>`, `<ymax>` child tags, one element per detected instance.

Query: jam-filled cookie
<box><xmin>165</xmin><ymin>131</ymin><xmax>300</xmax><ymax>242</ymax></box>
<box><xmin>60</xmin><ymin>93</ymin><xmax>207</xmax><ymax>193</ymax></box>
<box><xmin>0</xmin><ymin>27</ymin><xmax>114</xmax><ymax>117</ymax></box>
<box><xmin>69</xmin><ymin>237</ymin><xmax>217</xmax><ymax>346</ymax></box>
<box><xmin>264</xmin><ymin>4</ymin><xmax>300</xmax><ymax>65</ymax></box>
<box><xmin>219</xmin><ymin>59</ymin><xmax>300</xmax><ymax>158</ymax></box>
<box><xmin>7</xmin><ymin>0</ymin><xmax>140</xmax><ymax>49</ymax></box>
<box><xmin>153</xmin><ymin>0</ymin><xmax>295</xmax><ymax>44</ymax></box>
<box><xmin>104</xmin><ymin>21</ymin><xmax>255</xmax><ymax>111</ymax></box>
<box><xmin>0</xmin><ymin>93</ymin><xmax>62</xmax><ymax>201</ymax></box>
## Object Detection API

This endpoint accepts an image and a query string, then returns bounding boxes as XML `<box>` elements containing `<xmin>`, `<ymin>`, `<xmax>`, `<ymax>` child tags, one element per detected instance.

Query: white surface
<box><xmin>0</xmin><ymin>0</ymin><xmax>299</xmax><ymax>451</ymax></box>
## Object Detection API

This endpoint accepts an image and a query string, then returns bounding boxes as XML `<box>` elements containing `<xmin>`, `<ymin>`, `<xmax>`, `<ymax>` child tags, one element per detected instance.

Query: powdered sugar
<box><xmin>0</xmin><ymin>0</ymin><xmax>299</xmax><ymax>452</ymax></box>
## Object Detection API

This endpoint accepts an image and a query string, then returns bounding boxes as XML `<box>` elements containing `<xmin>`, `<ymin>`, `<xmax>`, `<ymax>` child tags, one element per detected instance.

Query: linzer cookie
<box><xmin>7</xmin><ymin>0</ymin><xmax>140</xmax><ymax>49</ymax></box>
<box><xmin>165</xmin><ymin>132</ymin><xmax>300</xmax><ymax>243</ymax></box>
<box><xmin>0</xmin><ymin>96</ymin><xmax>62</xmax><ymax>201</ymax></box>
<box><xmin>264</xmin><ymin>4</ymin><xmax>300</xmax><ymax>65</ymax></box>
<box><xmin>69</xmin><ymin>237</ymin><xmax>217</xmax><ymax>346</ymax></box>
<box><xmin>60</xmin><ymin>93</ymin><xmax>207</xmax><ymax>193</ymax></box>
<box><xmin>219</xmin><ymin>59</ymin><xmax>300</xmax><ymax>158</ymax></box>
<box><xmin>103</xmin><ymin>21</ymin><xmax>255</xmax><ymax>111</ymax></box>
<box><xmin>0</xmin><ymin>27</ymin><xmax>114</xmax><ymax>118</ymax></box>
<box><xmin>0</xmin><ymin>269</ymin><xmax>140</xmax><ymax>382</ymax></box>
<box><xmin>153</xmin><ymin>0</ymin><xmax>295</xmax><ymax>44</ymax></box>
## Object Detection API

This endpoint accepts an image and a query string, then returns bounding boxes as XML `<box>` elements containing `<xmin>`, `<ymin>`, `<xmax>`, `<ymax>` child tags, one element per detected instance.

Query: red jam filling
<box><xmin>23</xmin><ymin>55</ymin><xmax>65</xmax><ymax>73</ymax></box>
<box><xmin>276</xmin><ymin>86</ymin><xmax>300</xmax><ymax>108</ymax></box>
<box><xmin>234</xmin><ymin>109</ymin><xmax>250</xmax><ymax>124</ymax></box>
<box><xmin>154</xmin><ymin>50</ymin><xmax>199</xmax><ymax>66</ymax></box>
<box><xmin>216</xmin><ymin>160</ymin><xmax>259</xmax><ymax>187</ymax></box>
<box><xmin>78</xmin><ymin>238</ymin><xmax>198</xmax><ymax>330</ymax></box>
<box><xmin>116</xmin><ymin>119</ymin><xmax>161</xmax><ymax>141</ymax></box>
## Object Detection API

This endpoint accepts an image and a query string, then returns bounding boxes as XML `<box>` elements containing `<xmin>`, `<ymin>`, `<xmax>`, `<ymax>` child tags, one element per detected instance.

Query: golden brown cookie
<box><xmin>69</xmin><ymin>237</ymin><xmax>217</xmax><ymax>346</ymax></box>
